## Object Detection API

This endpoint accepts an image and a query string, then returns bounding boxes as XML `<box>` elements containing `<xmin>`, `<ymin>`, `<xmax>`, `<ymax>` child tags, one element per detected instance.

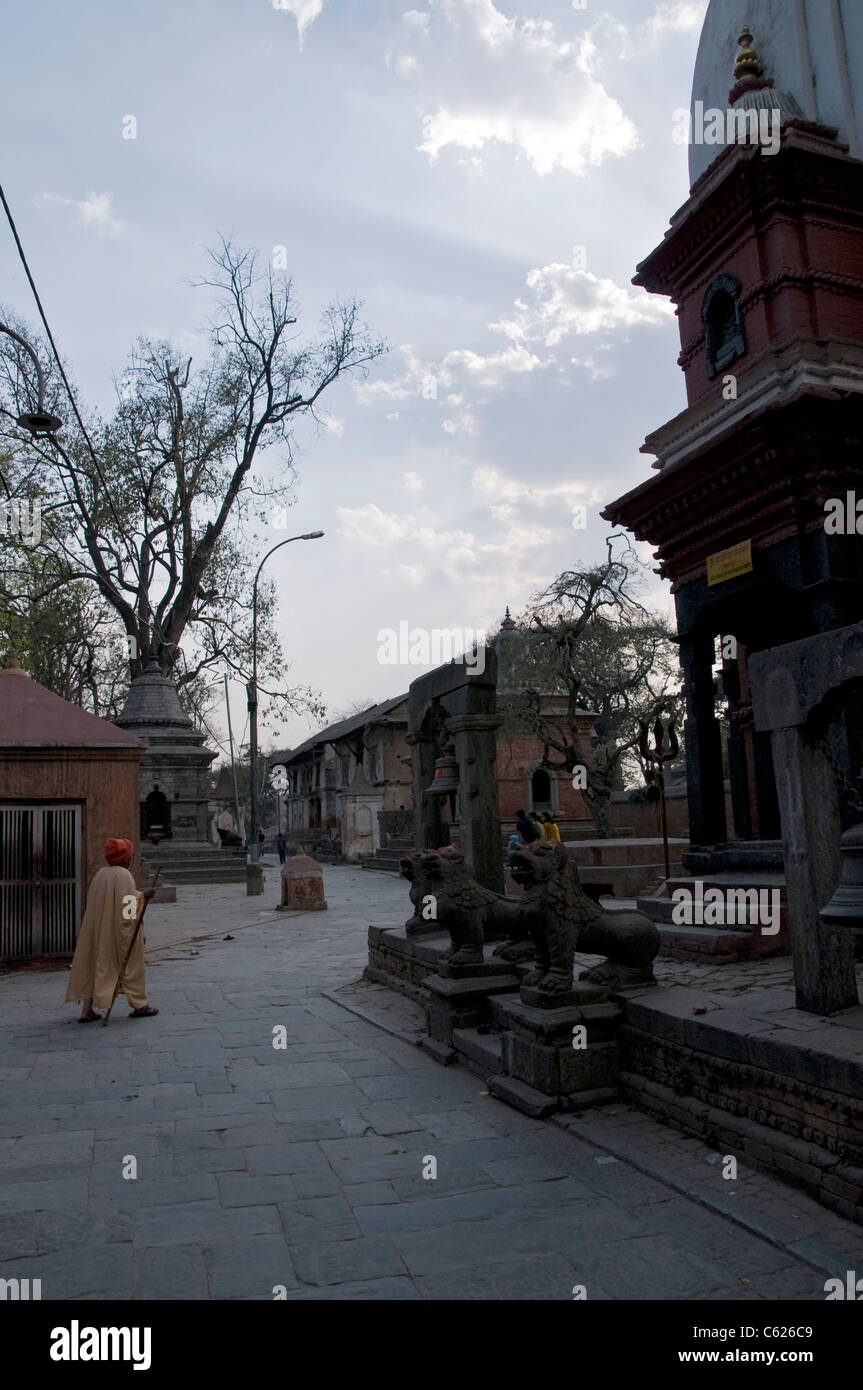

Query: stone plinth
<box><xmin>279</xmin><ymin>854</ymin><xmax>327</xmax><ymax>911</ymax></box>
<box><xmin>490</xmin><ymin>997</ymin><xmax>624</xmax><ymax>1116</ymax></box>
<box><xmin>423</xmin><ymin>972</ymin><xmax>520</xmax><ymax>1062</ymax></box>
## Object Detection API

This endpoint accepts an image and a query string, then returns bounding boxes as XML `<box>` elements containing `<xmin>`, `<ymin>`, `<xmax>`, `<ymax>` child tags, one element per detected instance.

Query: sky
<box><xmin>0</xmin><ymin>0</ymin><xmax>712</xmax><ymax>757</ymax></box>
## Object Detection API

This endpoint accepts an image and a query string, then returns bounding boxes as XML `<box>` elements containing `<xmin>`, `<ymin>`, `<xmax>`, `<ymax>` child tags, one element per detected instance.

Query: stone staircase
<box><xmin>141</xmin><ymin>842</ymin><xmax>248</xmax><ymax>887</ymax></box>
<box><xmin>638</xmin><ymin>871</ymin><xmax>789</xmax><ymax>962</ymax></box>
<box><xmin>566</xmin><ymin>837</ymin><xmax>689</xmax><ymax>899</ymax></box>
<box><xmin>361</xmin><ymin>837</ymin><xmax>414</xmax><ymax>873</ymax></box>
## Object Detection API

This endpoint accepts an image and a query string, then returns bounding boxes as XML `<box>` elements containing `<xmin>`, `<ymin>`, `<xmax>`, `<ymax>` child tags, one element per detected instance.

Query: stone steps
<box><xmin>141</xmin><ymin>846</ymin><xmax>249</xmax><ymax>886</ymax></box>
<box><xmin>640</xmin><ymin>873</ymin><xmax>789</xmax><ymax>962</ymax></box>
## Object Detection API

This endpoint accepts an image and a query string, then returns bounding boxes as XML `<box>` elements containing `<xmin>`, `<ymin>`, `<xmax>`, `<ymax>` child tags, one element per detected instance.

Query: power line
<box><xmin>0</xmin><ymin>180</ymin><xmax>133</xmax><ymax>548</ymax></box>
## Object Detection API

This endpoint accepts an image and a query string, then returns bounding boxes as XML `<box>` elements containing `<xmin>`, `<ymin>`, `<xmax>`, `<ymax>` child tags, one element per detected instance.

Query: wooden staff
<box><xmin>102</xmin><ymin>867</ymin><xmax>160</xmax><ymax>1027</ymax></box>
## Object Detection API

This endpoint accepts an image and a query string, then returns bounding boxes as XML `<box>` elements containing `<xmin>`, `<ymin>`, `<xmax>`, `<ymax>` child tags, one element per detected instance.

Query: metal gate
<box><xmin>0</xmin><ymin>805</ymin><xmax>82</xmax><ymax>957</ymax></box>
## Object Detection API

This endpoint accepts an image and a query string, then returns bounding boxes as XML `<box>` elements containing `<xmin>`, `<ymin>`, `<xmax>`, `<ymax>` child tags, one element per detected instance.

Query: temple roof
<box><xmin>0</xmin><ymin>657</ymin><xmax>143</xmax><ymax>750</ymax></box>
<box><xmin>689</xmin><ymin>0</ymin><xmax>863</xmax><ymax>186</ymax></box>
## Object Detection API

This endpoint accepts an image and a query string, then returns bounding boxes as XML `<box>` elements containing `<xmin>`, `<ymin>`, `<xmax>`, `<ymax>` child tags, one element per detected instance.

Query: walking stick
<box><xmin>102</xmin><ymin>867</ymin><xmax>160</xmax><ymax>1027</ymax></box>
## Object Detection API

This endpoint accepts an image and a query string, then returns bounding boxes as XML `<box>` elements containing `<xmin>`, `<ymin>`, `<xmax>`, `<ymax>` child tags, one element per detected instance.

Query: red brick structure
<box><xmin>604</xmin><ymin>27</ymin><xmax>863</xmax><ymax>876</ymax></box>
<box><xmin>0</xmin><ymin>656</ymin><xmax>143</xmax><ymax>957</ymax></box>
<box><xmin>495</xmin><ymin>717</ymin><xmax>594</xmax><ymax>830</ymax></box>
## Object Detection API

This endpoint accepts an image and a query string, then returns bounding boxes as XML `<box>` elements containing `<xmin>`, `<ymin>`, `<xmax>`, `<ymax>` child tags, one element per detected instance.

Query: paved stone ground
<box><xmin>0</xmin><ymin>866</ymin><xmax>860</xmax><ymax>1301</ymax></box>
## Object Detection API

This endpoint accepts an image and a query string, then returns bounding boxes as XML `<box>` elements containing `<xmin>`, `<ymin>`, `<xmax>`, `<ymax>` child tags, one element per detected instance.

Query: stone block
<box><xmin>279</xmin><ymin>855</ymin><xmax>327</xmax><ymax>911</ymax></box>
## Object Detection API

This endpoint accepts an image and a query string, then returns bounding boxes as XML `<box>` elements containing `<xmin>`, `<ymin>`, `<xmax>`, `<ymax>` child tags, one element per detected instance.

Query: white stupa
<box><xmin>690</xmin><ymin>0</ymin><xmax>863</xmax><ymax>186</ymax></box>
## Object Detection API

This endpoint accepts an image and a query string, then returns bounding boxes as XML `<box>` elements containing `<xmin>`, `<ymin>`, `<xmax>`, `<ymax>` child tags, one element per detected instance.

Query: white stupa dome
<box><xmin>689</xmin><ymin>0</ymin><xmax>863</xmax><ymax>186</ymax></box>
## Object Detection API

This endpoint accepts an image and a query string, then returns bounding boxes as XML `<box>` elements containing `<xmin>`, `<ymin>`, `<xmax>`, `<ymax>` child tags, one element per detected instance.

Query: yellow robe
<box><xmin>545</xmin><ymin>823</ymin><xmax>561</xmax><ymax>842</ymax></box>
<box><xmin>65</xmin><ymin>865</ymin><xmax>147</xmax><ymax>1011</ymax></box>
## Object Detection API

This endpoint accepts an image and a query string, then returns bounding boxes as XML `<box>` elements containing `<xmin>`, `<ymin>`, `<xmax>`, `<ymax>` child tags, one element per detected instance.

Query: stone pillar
<box><xmin>446</xmin><ymin>712</ymin><xmax>504</xmax><ymax>894</ymax></box>
<box><xmin>770</xmin><ymin>725</ymin><xmax>857</xmax><ymax>1014</ymax></box>
<box><xmin>680</xmin><ymin>632</ymin><xmax>727</xmax><ymax>849</ymax></box>
<box><xmin>407</xmin><ymin>731</ymin><xmax>445</xmax><ymax>852</ymax></box>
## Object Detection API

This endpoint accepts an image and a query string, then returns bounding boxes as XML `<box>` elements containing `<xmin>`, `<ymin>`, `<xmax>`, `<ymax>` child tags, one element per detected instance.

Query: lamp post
<box><xmin>246</xmin><ymin>530</ymin><xmax>324</xmax><ymax>895</ymax></box>
<box><xmin>0</xmin><ymin>322</ymin><xmax>63</xmax><ymax>435</ymax></box>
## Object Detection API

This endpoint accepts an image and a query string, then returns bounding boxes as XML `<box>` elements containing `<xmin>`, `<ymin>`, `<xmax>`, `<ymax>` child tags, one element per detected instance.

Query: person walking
<box><xmin>65</xmin><ymin>839</ymin><xmax>158</xmax><ymax>1022</ymax></box>
<box><xmin>276</xmin><ymin>833</ymin><xmax>287</xmax><ymax>864</ymax></box>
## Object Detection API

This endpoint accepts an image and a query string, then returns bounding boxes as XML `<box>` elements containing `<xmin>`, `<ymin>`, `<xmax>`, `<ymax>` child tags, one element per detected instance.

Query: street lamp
<box><xmin>0</xmin><ymin>322</ymin><xmax>63</xmax><ymax>435</ymax></box>
<box><xmin>247</xmin><ymin>529</ymin><xmax>324</xmax><ymax>895</ymax></box>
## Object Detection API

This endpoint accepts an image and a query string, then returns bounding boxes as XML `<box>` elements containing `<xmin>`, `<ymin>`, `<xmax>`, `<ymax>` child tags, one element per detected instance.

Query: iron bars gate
<box><xmin>0</xmin><ymin>805</ymin><xmax>82</xmax><ymax>957</ymax></box>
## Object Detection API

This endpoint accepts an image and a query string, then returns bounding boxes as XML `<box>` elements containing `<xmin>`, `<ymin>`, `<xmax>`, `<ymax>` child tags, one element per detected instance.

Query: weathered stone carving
<box><xmin>506</xmin><ymin>840</ymin><xmax>660</xmax><ymax>994</ymax></box>
<box><xmin>404</xmin><ymin>840</ymin><xmax>659</xmax><ymax>990</ymax></box>
<box><xmin>401</xmin><ymin>846</ymin><xmax>527</xmax><ymax>962</ymax></box>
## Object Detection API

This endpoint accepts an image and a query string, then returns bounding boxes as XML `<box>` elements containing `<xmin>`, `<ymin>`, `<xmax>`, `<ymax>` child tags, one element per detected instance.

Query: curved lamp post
<box><xmin>0</xmin><ymin>322</ymin><xmax>63</xmax><ymax>435</ymax></box>
<box><xmin>247</xmin><ymin>529</ymin><xmax>324</xmax><ymax>895</ymax></box>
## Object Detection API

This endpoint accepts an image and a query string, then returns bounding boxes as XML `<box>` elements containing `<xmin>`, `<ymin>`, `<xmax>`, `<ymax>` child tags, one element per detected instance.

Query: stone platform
<box><xmin>365</xmin><ymin>921</ymin><xmax>863</xmax><ymax>1223</ymax></box>
<box><xmin>565</xmin><ymin>837</ymin><xmax>688</xmax><ymax>898</ymax></box>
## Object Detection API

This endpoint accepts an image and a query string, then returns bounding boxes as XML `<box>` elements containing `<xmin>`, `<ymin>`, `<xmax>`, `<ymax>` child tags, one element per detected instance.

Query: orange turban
<box><xmin>105</xmin><ymin>838</ymin><xmax>133</xmax><ymax>866</ymax></box>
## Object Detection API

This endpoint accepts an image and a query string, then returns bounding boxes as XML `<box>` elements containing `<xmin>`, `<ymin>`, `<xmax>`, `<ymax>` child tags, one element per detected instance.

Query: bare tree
<box><xmin>0</xmin><ymin>240</ymin><xmax>386</xmax><ymax>725</ymax></box>
<box><xmin>499</xmin><ymin>544</ymin><xmax>682</xmax><ymax>837</ymax></box>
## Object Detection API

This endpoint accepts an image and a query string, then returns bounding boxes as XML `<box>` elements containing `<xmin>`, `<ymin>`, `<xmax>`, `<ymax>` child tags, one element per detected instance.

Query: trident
<box><xmin>638</xmin><ymin>714</ymin><xmax>679</xmax><ymax>882</ymax></box>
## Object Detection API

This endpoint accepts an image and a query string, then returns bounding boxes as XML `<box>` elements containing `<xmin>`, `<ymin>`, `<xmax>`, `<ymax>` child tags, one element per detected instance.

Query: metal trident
<box><xmin>638</xmin><ymin>714</ymin><xmax>679</xmax><ymax>882</ymax></box>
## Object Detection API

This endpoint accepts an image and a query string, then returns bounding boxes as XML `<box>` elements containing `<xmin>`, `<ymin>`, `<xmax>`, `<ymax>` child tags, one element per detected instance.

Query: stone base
<box><xmin>499</xmin><ymin>998</ymin><xmax>624</xmax><ymax>1101</ymax></box>
<box><xmin>425</xmin><ymin>973</ymin><xmax>520</xmax><ymax>1048</ymax></box>
<box><xmin>621</xmin><ymin>990</ymin><xmax>863</xmax><ymax>1224</ymax></box>
<box><xmin>519</xmin><ymin>981</ymin><xmax>609</xmax><ymax>1009</ymax></box>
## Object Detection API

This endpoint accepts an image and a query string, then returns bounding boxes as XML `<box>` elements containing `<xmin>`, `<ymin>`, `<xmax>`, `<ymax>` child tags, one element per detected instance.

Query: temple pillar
<box><xmin>446</xmin><ymin>713</ymin><xmax>504</xmax><ymax>894</ymax></box>
<box><xmin>680</xmin><ymin>632</ymin><xmax>727</xmax><ymax>848</ymax></box>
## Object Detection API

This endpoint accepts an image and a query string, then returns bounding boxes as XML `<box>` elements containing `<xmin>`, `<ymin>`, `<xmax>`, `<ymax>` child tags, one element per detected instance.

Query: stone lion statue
<box><xmin>401</xmin><ymin>846</ymin><xmax>527</xmax><ymax>964</ymax></box>
<box><xmin>508</xmin><ymin>840</ymin><xmax>660</xmax><ymax>995</ymax></box>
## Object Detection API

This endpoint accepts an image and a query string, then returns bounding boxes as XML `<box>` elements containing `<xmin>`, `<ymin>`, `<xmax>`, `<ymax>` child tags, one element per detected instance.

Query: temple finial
<box><xmin>734</xmin><ymin>26</ymin><xmax>762</xmax><ymax>81</ymax></box>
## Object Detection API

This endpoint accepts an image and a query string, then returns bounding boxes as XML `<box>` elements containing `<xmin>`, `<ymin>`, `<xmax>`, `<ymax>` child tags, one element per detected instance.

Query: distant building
<box><xmin>271</xmin><ymin>695</ymin><xmax>412</xmax><ymax>861</ymax></box>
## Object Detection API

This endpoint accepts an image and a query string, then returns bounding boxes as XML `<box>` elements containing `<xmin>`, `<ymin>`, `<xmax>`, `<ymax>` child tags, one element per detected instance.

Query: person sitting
<box><xmin>530</xmin><ymin>810</ymin><xmax>547</xmax><ymax>841</ymax></box>
<box><xmin>543</xmin><ymin>812</ymin><xmax>561</xmax><ymax>842</ymax></box>
<box><xmin>515</xmin><ymin>809</ymin><xmax>539</xmax><ymax>845</ymax></box>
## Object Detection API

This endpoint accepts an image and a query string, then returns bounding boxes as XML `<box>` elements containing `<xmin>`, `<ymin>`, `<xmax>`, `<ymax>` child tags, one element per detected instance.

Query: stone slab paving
<box><xmin>0</xmin><ymin>866</ymin><xmax>860</xmax><ymax>1301</ymax></box>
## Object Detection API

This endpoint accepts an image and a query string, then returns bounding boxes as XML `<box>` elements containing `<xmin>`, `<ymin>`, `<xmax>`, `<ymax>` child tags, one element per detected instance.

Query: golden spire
<box><xmin>734</xmin><ymin>25</ymin><xmax>763</xmax><ymax>80</ymax></box>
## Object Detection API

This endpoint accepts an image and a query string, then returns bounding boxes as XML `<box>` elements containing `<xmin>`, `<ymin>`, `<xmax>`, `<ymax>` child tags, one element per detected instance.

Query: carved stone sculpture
<box><xmin>508</xmin><ymin>840</ymin><xmax>660</xmax><ymax>994</ymax></box>
<box><xmin>401</xmin><ymin>846</ymin><xmax>527</xmax><ymax>963</ymax></box>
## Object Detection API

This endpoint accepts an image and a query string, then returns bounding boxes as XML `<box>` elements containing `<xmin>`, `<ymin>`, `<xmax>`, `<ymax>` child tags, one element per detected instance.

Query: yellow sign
<box><xmin>707</xmin><ymin>539</ymin><xmax>753</xmax><ymax>587</ymax></box>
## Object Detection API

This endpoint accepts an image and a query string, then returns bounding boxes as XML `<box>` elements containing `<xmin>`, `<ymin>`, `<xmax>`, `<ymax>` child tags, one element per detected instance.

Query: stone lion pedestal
<box><xmin>277</xmin><ymin>854</ymin><xmax>328</xmax><ymax>912</ymax></box>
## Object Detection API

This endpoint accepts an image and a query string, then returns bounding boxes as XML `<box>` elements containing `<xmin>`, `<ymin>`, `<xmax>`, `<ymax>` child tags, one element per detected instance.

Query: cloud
<box><xmin>491</xmin><ymin>250</ymin><xmax>674</xmax><ymax>347</ymax></box>
<box><xmin>36</xmin><ymin>190</ymin><xmax>125</xmax><ymax>235</ymax></box>
<box><xmin>403</xmin><ymin>0</ymin><xmax>638</xmax><ymax>176</ymax></box>
<box><xmin>641</xmin><ymin>0</ymin><xmax>708</xmax><ymax>43</ymax></box>
<box><xmin>403</xmin><ymin>470</ymin><xmax>424</xmax><ymax>493</ymax></box>
<box><xmin>321</xmin><ymin>414</ymin><xmax>344</xmax><ymax>437</ymax></box>
<box><xmin>272</xmin><ymin>0</ymin><xmax>325</xmax><ymax>47</ymax></box>
<box><xmin>337</xmin><ymin>503</ymin><xmax>479</xmax><ymax>579</ymax></box>
<box><xmin>403</xmin><ymin>10</ymin><xmax>431</xmax><ymax>33</ymax></box>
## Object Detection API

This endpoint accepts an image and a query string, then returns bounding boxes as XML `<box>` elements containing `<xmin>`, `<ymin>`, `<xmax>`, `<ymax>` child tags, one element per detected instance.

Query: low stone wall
<box><xmin>620</xmin><ymin>995</ymin><xmax>863</xmax><ymax>1224</ymax></box>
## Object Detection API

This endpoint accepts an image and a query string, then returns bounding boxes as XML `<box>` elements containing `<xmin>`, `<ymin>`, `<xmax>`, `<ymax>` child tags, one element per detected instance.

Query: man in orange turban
<box><xmin>65</xmin><ymin>839</ymin><xmax>158</xmax><ymax>1022</ymax></box>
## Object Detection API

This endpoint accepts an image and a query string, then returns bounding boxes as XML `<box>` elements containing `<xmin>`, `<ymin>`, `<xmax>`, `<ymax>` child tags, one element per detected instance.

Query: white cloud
<box><xmin>337</xmin><ymin>504</ymin><xmax>478</xmax><ymax>579</ymax></box>
<box><xmin>403</xmin><ymin>470</ymin><xmax>424</xmax><ymax>493</ymax></box>
<box><xmin>272</xmin><ymin>0</ymin><xmax>325</xmax><ymax>47</ymax></box>
<box><xmin>403</xmin><ymin>10</ymin><xmax>431</xmax><ymax>33</ymax></box>
<box><xmin>407</xmin><ymin>0</ymin><xmax>639</xmax><ymax>176</ymax></box>
<box><xmin>37</xmin><ymin>190</ymin><xmax>125</xmax><ymax>235</ymax></box>
<box><xmin>321</xmin><ymin>414</ymin><xmax>344</xmax><ymax>437</ymax></box>
<box><xmin>492</xmin><ymin>250</ymin><xmax>674</xmax><ymax>347</ymax></box>
<box><xmin>642</xmin><ymin>0</ymin><xmax>708</xmax><ymax>43</ymax></box>
<box><xmin>390</xmin><ymin>563</ymin><xmax>427</xmax><ymax>585</ymax></box>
